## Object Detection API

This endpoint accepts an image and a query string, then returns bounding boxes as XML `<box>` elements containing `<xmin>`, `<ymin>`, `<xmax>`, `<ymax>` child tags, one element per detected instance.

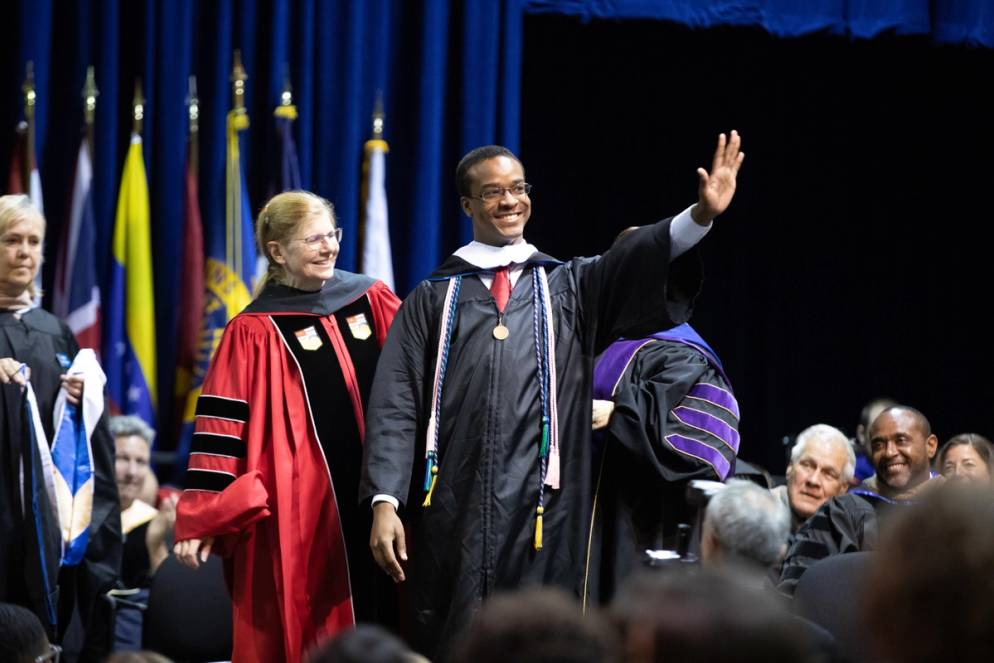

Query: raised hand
<box><xmin>693</xmin><ymin>130</ymin><xmax>745</xmax><ymax>225</ymax></box>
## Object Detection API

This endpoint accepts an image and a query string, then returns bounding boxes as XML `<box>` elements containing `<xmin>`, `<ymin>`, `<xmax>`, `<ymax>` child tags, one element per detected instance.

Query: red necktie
<box><xmin>491</xmin><ymin>266</ymin><xmax>510</xmax><ymax>313</ymax></box>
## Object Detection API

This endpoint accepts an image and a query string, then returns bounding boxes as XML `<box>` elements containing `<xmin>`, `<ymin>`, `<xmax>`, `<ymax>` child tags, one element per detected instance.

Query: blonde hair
<box><xmin>0</xmin><ymin>194</ymin><xmax>46</xmax><ymax>298</ymax></box>
<box><xmin>254</xmin><ymin>190</ymin><xmax>336</xmax><ymax>294</ymax></box>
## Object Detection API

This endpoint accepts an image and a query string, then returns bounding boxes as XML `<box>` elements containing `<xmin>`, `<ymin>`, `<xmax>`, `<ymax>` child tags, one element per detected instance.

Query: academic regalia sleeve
<box><xmin>359</xmin><ymin>285</ymin><xmax>432</xmax><ymax>510</ymax></box>
<box><xmin>578</xmin><ymin>217</ymin><xmax>703</xmax><ymax>354</ymax></box>
<box><xmin>605</xmin><ymin>342</ymin><xmax>738</xmax><ymax>482</ymax></box>
<box><xmin>776</xmin><ymin>494</ymin><xmax>877</xmax><ymax>597</ymax></box>
<box><xmin>367</xmin><ymin>280</ymin><xmax>402</xmax><ymax>348</ymax></box>
<box><xmin>175</xmin><ymin>316</ymin><xmax>273</xmax><ymax>554</ymax></box>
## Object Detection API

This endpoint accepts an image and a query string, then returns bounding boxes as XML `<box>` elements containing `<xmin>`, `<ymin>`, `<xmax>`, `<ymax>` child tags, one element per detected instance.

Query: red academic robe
<box><xmin>176</xmin><ymin>273</ymin><xmax>400</xmax><ymax>663</ymax></box>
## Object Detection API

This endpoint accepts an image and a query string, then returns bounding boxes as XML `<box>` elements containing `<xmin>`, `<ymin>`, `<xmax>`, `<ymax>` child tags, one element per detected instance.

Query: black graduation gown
<box><xmin>0</xmin><ymin>308</ymin><xmax>121</xmax><ymax>659</ymax></box>
<box><xmin>359</xmin><ymin>217</ymin><xmax>702</xmax><ymax>658</ymax></box>
<box><xmin>587</xmin><ymin>340</ymin><xmax>739</xmax><ymax>605</ymax></box>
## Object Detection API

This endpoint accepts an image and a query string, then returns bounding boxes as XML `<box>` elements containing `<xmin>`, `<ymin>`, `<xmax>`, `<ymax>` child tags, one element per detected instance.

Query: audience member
<box><xmin>305</xmin><ymin>624</ymin><xmax>426</xmax><ymax>663</ymax></box>
<box><xmin>773</xmin><ymin>424</ymin><xmax>853</xmax><ymax>532</ymax></box>
<box><xmin>111</xmin><ymin>415</ymin><xmax>176</xmax><ymax>588</ymax></box>
<box><xmin>451</xmin><ymin>588</ymin><xmax>621</xmax><ymax>663</ymax></box>
<box><xmin>852</xmin><ymin>397</ymin><xmax>897</xmax><ymax>482</ymax></box>
<box><xmin>778</xmin><ymin>405</ymin><xmax>939</xmax><ymax>595</ymax></box>
<box><xmin>936</xmin><ymin>433</ymin><xmax>993</xmax><ymax>484</ymax></box>
<box><xmin>701</xmin><ymin>479</ymin><xmax>790</xmax><ymax>571</ymax></box>
<box><xmin>865</xmin><ymin>484</ymin><xmax>994</xmax><ymax>663</ymax></box>
<box><xmin>0</xmin><ymin>602</ymin><xmax>59</xmax><ymax>663</ymax></box>
<box><xmin>610</xmin><ymin>568</ymin><xmax>822</xmax><ymax>663</ymax></box>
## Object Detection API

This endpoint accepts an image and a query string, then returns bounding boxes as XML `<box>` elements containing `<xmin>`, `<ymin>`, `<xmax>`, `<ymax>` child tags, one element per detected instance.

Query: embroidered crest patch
<box><xmin>346</xmin><ymin>313</ymin><xmax>372</xmax><ymax>340</ymax></box>
<box><xmin>294</xmin><ymin>325</ymin><xmax>323</xmax><ymax>351</ymax></box>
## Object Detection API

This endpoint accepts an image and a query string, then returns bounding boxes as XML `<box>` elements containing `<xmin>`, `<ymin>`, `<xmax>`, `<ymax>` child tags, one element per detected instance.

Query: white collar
<box><xmin>452</xmin><ymin>240</ymin><xmax>539</xmax><ymax>270</ymax></box>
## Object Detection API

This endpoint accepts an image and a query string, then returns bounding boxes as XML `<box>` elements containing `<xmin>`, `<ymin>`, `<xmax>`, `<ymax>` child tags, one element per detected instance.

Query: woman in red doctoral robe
<box><xmin>174</xmin><ymin>191</ymin><xmax>400</xmax><ymax>663</ymax></box>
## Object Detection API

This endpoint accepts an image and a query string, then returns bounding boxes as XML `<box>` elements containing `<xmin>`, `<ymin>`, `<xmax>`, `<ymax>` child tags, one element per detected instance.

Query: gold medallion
<box><xmin>493</xmin><ymin>324</ymin><xmax>509</xmax><ymax>340</ymax></box>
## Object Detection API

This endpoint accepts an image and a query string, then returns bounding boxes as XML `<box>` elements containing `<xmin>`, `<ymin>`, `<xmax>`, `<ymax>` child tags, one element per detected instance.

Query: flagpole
<box><xmin>371</xmin><ymin>89</ymin><xmax>385</xmax><ymax>140</ymax></box>
<box><xmin>21</xmin><ymin>61</ymin><xmax>36</xmax><ymax>189</ymax></box>
<box><xmin>228</xmin><ymin>50</ymin><xmax>249</xmax><ymax>282</ymax></box>
<box><xmin>82</xmin><ymin>66</ymin><xmax>98</xmax><ymax>157</ymax></box>
<box><xmin>186</xmin><ymin>75</ymin><xmax>199</xmax><ymax>177</ymax></box>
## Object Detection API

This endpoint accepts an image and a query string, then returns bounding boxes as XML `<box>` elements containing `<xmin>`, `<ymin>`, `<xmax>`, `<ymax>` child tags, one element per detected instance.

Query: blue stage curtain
<box><xmin>524</xmin><ymin>0</ymin><xmax>994</xmax><ymax>47</ymax></box>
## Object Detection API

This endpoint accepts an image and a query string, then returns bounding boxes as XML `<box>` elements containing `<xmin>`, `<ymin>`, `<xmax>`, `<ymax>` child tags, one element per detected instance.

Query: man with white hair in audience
<box><xmin>777</xmin><ymin>405</ymin><xmax>939</xmax><ymax>596</ymax></box>
<box><xmin>701</xmin><ymin>479</ymin><xmax>790</xmax><ymax>571</ymax></box>
<box><xmin>773</xmin><ymin>424</ymin><xmax>854</xmax><ymax>533</ymax></box>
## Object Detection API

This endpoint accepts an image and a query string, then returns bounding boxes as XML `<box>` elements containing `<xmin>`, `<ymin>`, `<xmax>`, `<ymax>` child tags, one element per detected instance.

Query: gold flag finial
<box><xmin>132</xmin><ymin>78</ymin><xmax>145</xmax><ymax>135</ymax></box>
<box><xmin>371</xmin><ymin>90</ymin><xmax>385</xmax><ymax>139</ymax></box>
<box><xmin>22</xmin><ymin>61</ymin><xmax>36</xmax><ymax>121</ymax></box>
<box><xmin>231</xmin><ymin>49</ymin><xmax>247</xmax><ymax>110</ymax></box>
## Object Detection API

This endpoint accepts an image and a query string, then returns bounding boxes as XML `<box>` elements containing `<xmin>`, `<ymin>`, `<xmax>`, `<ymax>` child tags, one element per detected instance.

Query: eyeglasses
<box><xmin>289</xmin><ymin>228</ymin><xmax>343</xmax><ymax>247</ymax></box>
<box><xmin>468</xmin><ymin>182</ymin><xmax>532</xmax><ymax>202</ymax></box>
<box><xmin>36</xmin><ymin>643</ymin><xmax>61</xmax><ymax>663</ymax></box>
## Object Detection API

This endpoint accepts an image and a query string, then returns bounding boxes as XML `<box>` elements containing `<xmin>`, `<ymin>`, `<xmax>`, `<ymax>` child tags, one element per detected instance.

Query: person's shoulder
<box><xmin>21</xmin><ymin>307</ymin><xmax>66</xmax><ymax>335</ymax></box>
<box><xmin>224</xmin><ymin>311</ymin><xmax>275</xmax><ymax>338</ymax></box>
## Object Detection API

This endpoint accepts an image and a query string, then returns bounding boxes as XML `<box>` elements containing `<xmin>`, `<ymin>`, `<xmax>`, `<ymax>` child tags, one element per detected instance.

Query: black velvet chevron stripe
<box><xmin>190</xmin><ymin>433</ymin><xmax>246</xmax><ymax>458</ymax></box>
<box><xmin>195</xmin><ymin>395</ymin><xmax>249</xmax><ymax>422</ymax></box>
<box><xmin>185</xmin><ymin>469</ymin><xmax>236</xmax><ymax>492</ymax></box>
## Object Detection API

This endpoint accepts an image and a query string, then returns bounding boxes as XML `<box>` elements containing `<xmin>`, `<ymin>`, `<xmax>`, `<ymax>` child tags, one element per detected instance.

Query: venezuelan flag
<box><xmin>104</xmin><ymin>134</ymin><xmax>156</xmax><ymax>425</ymax></box>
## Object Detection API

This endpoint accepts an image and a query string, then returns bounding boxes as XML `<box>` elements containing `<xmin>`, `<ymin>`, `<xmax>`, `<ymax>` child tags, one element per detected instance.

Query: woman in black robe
<box><xmin>0</xmin><ymin>194</ymin><xmax>120</xmax><ymax>661</ymax></box>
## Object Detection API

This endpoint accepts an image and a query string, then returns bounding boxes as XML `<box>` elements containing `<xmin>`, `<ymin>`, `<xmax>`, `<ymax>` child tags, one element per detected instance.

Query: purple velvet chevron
<box><xmin>687</xmin><ymin>383</ymin><xmax>740</xmax><ymax>420</ymax></box>
<box><xmin>665</xmin><ymin>433</ymin><xmax>732</xmax><ymax>480</ymax></box>
<box><xmin>672</xmin><ymin>406</ymin><xmax>740</xmax><ymax>452</ymax></box>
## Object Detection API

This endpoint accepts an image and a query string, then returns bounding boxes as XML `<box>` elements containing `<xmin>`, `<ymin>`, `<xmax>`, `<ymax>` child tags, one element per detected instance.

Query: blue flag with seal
<box><xmin>172</xmin><ymin>103</ymin><xmax>255</xmax><ymax>481</ymax></box>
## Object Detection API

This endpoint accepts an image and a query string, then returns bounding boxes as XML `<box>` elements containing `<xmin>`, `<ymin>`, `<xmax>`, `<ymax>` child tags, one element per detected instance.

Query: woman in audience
<box><xmin>936</xmin><ymin>433</ymin><xmax>993</xmax><ymax>484</ymax></box>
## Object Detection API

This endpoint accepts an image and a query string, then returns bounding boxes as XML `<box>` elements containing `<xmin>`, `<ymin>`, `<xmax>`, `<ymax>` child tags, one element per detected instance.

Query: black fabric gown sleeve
<box><xmin>576</xmin><ymin>217</ymin><xmax>704</xmax><ymax>355</ymax></box>
<box><xmin>776</xmin><ymin>494</ymin><xmax>877</xmax><ymax>597</ymax></box>
<box><xmin>360</xmin><ymin>286</ymin><xmax>434</xmax><ymax>509</ymax></box>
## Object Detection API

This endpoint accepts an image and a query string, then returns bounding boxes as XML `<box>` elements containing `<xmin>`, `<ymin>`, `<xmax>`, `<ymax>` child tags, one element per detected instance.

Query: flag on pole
<box><xmin>274</xmin><ymin>103</ymin><xmax>301</xmax><ymax>191</ymax></box>
<box><xmin>103</xmin><ymin>133</ymin><xmax>156</xmax><ymax>425</ymax></box>
<box><xmin>6</xmin><ymin>122</ymin><xmax>44</xmax><ymax>212</ymax></box>
<box><xmin>7</xmin><ymin>121</ymin><xmax>45</xmax><ymax>300</ymax></box>
<box><xmin>172</xmin><ymin>132</ymin><xmax>204</xmax><ymax>438</ymax></box>
<box><xmin>172</xmin><ymin>102</ymin><xmax>255</xmax><ymax>480</ymax></box>
<box><xmin>359</xmin><ymin>136</ymin><xmax>394</xmax><ymax>290</ymax></box>
<box><xmin>255</xmin><ymin>98</ymin><xmax>301</xmax><ymax>281</ymax></box>
<box><xmin>52</xmin><ymin>138</ymin><xmax>101</xmax><ymax>350</ymax></box>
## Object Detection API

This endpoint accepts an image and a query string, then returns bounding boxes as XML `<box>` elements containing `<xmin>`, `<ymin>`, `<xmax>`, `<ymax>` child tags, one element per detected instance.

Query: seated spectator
<box><xmin>865</xmin><ymin>484</ymin><xmax>994</xmax><ymax>663</ymax></box>
<box><xmin>701</xmin><ymin>479</ymin><xmax>790</xmax><ymax>572</ymax></box>
<box><xmin>451</xmin><ymin>588</ymin><xmax>620</xmax><ymax>663</ymax></box>
<box><xmin>610</xmin><ymin>568</ymin><xmax>822</xmax><ymax>663</ymax></box>
<box><xmin>111</xmin><ymin>415</ymin><xmax>176</xmax><ymax>588</ymax></box>
<box><xmin>305</xmin><ymin>624</ymin><xmax>426</xmax><ymax>663</ymax></box>
<box><xmin>0</xmin><ymin>602</ymin><xmax>60</xmax><ymax>663</ymax></box>
<box><xmin>772</xmin><ymin>424</ymin><xmax>853</xmax><ymax>532</ymax></box>
<box><xmin>936</xmin><ymin>433</ymin><xmax>993</xmax><ymax>485</ymax></box>
<box><xmin>851</xmin><ymin>397</ymin><xmax>897</xmax><ymax>482</ymax></box>
<box><xmin>777</xmin><ymin>405</ymin><xmax>939</xmax><ymax>595</ymax></box>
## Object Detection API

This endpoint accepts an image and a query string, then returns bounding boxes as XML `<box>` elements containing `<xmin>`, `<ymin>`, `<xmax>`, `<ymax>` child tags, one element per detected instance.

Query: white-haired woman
<box><xmin>0</xmin><ymin>194</ymin><xmax>120</xmax><ymax>659</ymax></box>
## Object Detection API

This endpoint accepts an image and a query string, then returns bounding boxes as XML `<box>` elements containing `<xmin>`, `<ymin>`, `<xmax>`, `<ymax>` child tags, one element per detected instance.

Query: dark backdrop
<box><xmin>520</xmin><ymin>15</ymin><xmax>994</xmax><ymax>473</ymax></box>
